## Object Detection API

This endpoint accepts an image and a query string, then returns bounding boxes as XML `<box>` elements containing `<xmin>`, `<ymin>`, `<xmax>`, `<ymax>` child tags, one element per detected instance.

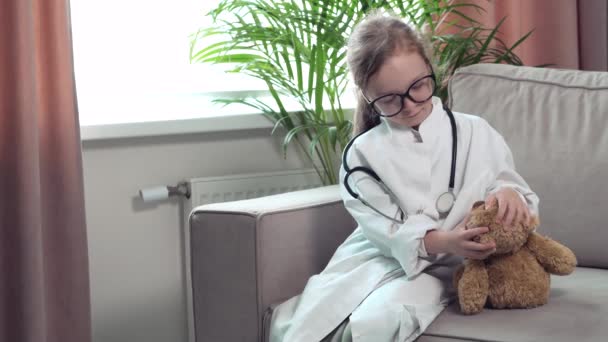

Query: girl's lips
<box><xmin>404</xmin><ymin>109</ymin><xmax>420</xmax><ymax>118</ymax></box>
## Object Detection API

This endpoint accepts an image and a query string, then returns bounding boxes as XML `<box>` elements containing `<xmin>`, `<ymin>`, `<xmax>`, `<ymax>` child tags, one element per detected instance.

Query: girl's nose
<box><xmin>402</xmin><ymin>96</ymin><xmax>417</xmax><ymax>112</ymax></box>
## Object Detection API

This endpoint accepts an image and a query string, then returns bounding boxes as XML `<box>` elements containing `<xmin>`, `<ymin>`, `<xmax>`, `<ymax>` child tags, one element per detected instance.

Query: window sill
<box><xmin>79</xmin><ymin>112</ymin><xmax>275</xmax><ymax>141</ymax></box>
<box><xmin>79</xmin><ymin>92</ymin><xmax>356</xmax><ymax>141</ymax></box>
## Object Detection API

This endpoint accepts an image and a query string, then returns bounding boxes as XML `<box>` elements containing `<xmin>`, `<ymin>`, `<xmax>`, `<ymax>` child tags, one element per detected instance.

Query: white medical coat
<box><xmin>269</xmin><ymin>97</ymin><xmax>539</xmax><ymax>342</ymax></box>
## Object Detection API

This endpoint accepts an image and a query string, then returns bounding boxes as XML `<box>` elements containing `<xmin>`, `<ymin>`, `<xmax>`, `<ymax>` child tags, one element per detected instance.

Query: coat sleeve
<box><xmin>480</xmin><ymin>120</ymin><xmax>540</xmax><ymax>215</ymax></box>
<box><xmin>339</xmin><ymin>146</ymin><xmax>438</xmax><ymax>279</ymax></box>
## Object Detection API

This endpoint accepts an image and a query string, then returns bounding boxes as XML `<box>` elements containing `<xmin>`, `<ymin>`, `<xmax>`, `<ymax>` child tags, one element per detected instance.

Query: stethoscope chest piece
<box><xmin>436</xmin><ymin>189</ymin><xmax>455</xmax><ymax>216</ymax></box>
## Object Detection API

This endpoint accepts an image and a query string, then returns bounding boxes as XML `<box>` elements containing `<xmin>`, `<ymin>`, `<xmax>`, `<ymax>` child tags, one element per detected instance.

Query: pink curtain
<box><xmin>455</xmin><ymin>0</ymin><xmax>608</xmax><ymax>71</ymax></box>
<box><xmin>0</xmin><ymin>0</ymin><xmax>91</xmax><ymax>341</ymax></box>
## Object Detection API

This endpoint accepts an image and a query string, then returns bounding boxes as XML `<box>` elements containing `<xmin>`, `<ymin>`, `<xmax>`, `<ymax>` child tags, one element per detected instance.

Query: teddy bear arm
<box><xmin>526</xmin><ymin>232</ymin><xmax>577</xmax><ymax>275</ymax></box>
<box><xmin>457</xmin><ymin>260</ymin><xmax>488</xmax><ymax>315</ymax></box>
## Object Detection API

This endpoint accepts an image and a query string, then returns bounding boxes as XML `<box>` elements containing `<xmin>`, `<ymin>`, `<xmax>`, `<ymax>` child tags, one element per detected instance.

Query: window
<box><xmin>71</xmin><ymin>0</ymin><xmax>356</xmax><ymax>131</ymax></box>
<box><xmin>70</xmin><ymin>0</ymin><xmax>269</xmax><ymax>126</ymax></box>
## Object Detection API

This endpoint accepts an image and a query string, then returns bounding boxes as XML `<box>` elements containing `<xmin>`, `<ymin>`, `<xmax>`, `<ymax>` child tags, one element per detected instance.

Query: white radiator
<box><xmin>183</xmin><ymin>169</ymin><xmax>323</xmax><ymax>342</ymax></box>
<box><xmin>188</xmin><ymin>168</ymin><xmax>323</xmax><ymax>208</ymax></box>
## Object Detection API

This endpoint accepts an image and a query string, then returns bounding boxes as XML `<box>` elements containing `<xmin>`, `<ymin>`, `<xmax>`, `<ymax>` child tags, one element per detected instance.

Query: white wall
<box><xmin>82</xmin><ymin>127</ymin><xmax>310</xmax><ymax>342</ymax></box>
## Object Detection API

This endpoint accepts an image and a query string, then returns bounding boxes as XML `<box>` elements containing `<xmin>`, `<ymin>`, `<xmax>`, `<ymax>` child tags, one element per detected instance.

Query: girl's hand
<box><xmin>444</xmin><ymin>213</ymin><xmax>496</xmax><ymax>259</ymax></box>
<box><xmin>485</xmin><ymin>187</ymin><xmax>530</xmax><ymax>228</ymax></box>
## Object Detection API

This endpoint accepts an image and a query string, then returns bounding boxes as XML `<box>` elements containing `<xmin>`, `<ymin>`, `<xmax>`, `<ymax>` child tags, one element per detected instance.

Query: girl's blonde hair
<box><xmin>346</xmin><ymin>11</ymin><xmax>434</xmax><ymax>136</ymax></box>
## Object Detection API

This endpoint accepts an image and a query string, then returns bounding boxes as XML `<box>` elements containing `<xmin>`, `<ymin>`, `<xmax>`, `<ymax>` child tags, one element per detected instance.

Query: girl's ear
<box><xmin>472</xmin><ymin>201</ymin><xmax>485</xmax><ymax>209</ymax></box>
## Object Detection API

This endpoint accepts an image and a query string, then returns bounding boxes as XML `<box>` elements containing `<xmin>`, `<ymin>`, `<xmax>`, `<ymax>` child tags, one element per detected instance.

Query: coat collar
<box><xmin>379</xmin><ymin>96</ymin><xmax>446</xmax><ymax>144</ymax></box>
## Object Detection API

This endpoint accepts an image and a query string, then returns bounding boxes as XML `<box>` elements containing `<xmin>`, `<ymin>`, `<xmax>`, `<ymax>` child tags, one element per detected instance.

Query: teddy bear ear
<box><xmin>472</xmin><ymin>201</ymin><xmax>485</xmax><ymax>209</ymax></box>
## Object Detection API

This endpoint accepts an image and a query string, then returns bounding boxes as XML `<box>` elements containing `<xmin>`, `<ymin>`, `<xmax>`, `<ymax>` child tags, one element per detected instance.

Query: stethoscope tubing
<box><xmin>342</xmin><ymin>105</ymin><xmax>457</xmax><ymax>223</ymax></box>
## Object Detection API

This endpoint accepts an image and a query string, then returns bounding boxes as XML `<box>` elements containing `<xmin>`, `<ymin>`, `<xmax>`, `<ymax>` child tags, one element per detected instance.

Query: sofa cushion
<box><xmin>448</xmin><ymin>64</ymin><xmax>608</xmax><ymax>269</ymax></box>
<box><xmin>422</xmin><ymin>267</ymin><xmax>608</xmax><ymax>342</ymax></box>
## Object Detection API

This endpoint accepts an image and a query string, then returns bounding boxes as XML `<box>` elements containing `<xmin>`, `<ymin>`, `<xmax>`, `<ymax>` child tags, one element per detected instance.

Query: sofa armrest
<box><xmin>189</xmin><ymin>185</ymin><xmax>356</xmax><ymax>342</ymax></box>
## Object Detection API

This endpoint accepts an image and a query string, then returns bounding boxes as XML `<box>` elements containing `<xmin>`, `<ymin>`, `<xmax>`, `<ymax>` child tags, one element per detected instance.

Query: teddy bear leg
<box><xmin>457</xmin><ymin>260</ymin><xmax>489</xmax><ymax>315</ymax></box>
<box><xmin>527</xmin><ymin>232</ymin><xmax>577</xmax><ymax>275</ymax></box>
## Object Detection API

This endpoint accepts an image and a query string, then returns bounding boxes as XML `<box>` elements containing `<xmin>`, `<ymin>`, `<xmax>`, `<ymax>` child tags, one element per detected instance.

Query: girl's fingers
<box><xmin>523</xmin><ymin>206</ymin><xmax>531</xmax><ymax>226</ymax></box>
<box><xmin>481</xmin><ymin>248</ymin><xmax>497</xmax><ymax>259</ymax></box>
<box><xmin>504</xmin><ymin>203</ymin><xmax>516</xmax><ymax>227</ymax></box>
<box><xmin>467</xmin><ymin>248</ymin><xmax>496</xmax><ymax>260</ymax></box>
<box><xmin>496</xmin><ymin>195</ymin><xmax>507</xmax><ymax>223</ymax></box>
<box><xmin>515</xmin><ymin>204</ymin><xmax>525</xmax><ymax>227</ymax></box>
<box><xmin>485</xmin><ymin>195</ymin><xmax>497</xmax><ymax>210</ymax></box>
<box><xmin>462</xmin><ymin>240</ymin><xmax>495</xmax><ymax>252</ymax></box>
<box><xmin>461</xmin><ymin>226</ymin><xmax>489</xmax><ymax>240</ymax></box>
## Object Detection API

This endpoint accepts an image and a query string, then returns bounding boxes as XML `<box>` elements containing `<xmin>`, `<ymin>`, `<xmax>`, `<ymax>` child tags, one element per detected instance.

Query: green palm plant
<box><xmin>190</xmin><ymin>0</ymin><xmax>531</xmax><ymax>185</ymax></box>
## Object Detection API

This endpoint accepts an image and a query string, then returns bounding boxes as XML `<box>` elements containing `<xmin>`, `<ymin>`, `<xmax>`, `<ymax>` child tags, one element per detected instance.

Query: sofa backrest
<box><xmin>448</xmin><ymin>64</ymin><xmax>608</xmax><ymax>269</ymax></box>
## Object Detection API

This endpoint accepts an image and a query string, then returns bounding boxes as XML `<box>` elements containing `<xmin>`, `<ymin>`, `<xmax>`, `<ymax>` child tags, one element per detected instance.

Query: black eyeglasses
<box><xmin>367</xmin><ymin>74</ymin><xmax>436</xmax><ymax>117</ymax></box>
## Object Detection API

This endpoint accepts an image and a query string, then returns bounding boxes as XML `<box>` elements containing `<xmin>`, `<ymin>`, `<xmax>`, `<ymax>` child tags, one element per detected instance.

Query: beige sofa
<box><xmin>189</xmin><ymin>64</ymin><xmax>608</xmax><ymax>342</ymax></box>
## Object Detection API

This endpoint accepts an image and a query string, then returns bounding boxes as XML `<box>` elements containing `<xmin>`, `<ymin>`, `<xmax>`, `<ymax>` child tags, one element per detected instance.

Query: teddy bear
<box><xmin>453</xmin><ymin>200</ymin><xmax>577</xmax><ymax>315</ymax></box>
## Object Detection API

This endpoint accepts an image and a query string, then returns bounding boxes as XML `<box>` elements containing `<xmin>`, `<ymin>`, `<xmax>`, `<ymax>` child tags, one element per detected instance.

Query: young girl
<box><xmin>269</xmin><ymin>11</ymin><xmax>538</xmax><ymax>342</ymax></box>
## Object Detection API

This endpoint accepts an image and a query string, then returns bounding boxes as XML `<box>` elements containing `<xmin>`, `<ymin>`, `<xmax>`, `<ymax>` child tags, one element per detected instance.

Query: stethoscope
<box><xmin>342</xmin><ymin>105</ymin><xmax>458</xmax><ymax>224</ymax></box>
